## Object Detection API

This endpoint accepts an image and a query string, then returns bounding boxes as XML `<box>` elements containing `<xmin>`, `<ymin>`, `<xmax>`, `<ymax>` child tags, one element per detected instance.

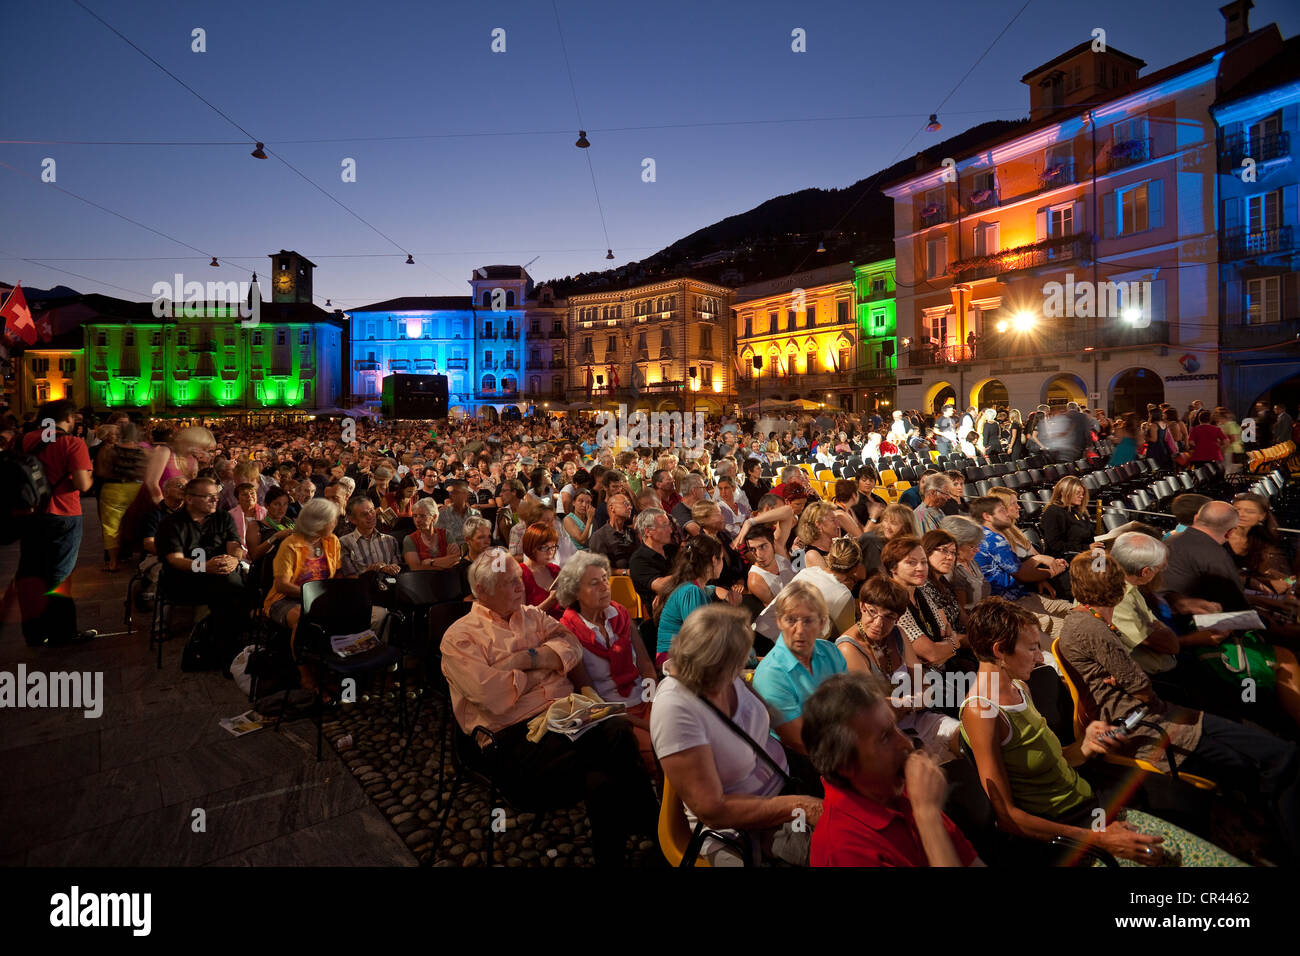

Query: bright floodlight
<box><xmin>995</xmin><ymin>320</ymin><xmax>1009</xmax><ymax>333</ymax></box>
<box><xmin>1012</xmin><ymin>311</ymin><xmax>1035</xmax><ymax>332</ymax></box>
<box><xmin>1122</xmin><ymin>306</ymin><xmax>1142</xmax><ymax>324</ymax></box>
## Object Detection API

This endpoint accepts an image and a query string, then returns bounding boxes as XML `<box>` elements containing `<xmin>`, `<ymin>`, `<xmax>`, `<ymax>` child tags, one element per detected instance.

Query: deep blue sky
<box><xmin>4</xmin><ymin>0</ymin><xmax>1297</xmax><ymax>308</ymax></box>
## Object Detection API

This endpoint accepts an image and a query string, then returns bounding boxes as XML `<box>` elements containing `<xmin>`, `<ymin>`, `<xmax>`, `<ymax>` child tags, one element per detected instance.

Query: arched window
<box><xmin>482</xmin><ymin>374</ymin><xmax>496</xmax><ymax>393</ymax></box>
<box><xmin>502</xmin><ymin>376</ymin><xmax>517</xmax><ymax>393</ymax></box>
<box><xmin>481</xmin><ymin>291</ymin><xmax>492</xmax><ymax>307</ymax></box>
<box><xmin>506</xmin><ymin>290</ymin><xmax>516</xmax><ymax>308</ymax></box>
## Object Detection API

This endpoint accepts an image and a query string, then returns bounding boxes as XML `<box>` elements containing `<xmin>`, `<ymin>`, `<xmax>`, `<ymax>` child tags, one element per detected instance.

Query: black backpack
<box><xmin>0</xmin><ymin>448</ymin><xmax>53</xmax><ymax>542</ymax></box>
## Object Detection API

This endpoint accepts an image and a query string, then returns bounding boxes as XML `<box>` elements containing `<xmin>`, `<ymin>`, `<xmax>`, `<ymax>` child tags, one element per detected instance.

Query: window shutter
<box><xmin>1148</xmin><ymin>179</ymin><xmax>1163</xmax><ymax>230</ymax></box>
<box><xmin>1223</xmin><ymin>278</ymin><xmax>1242</xmax><ymax>324</ymax></box>
<box><xmin>1101</xmin><ymin>193</ymin><xmax>1115</xmax><ymax>238</ymax></box>
<box><xmin>1035</xmin><ymin>207</ymin><xmax>1047</xmax><ymax>241</ymax></box>
<box><xmin>1222</xmin><ymin>196</ymin><xmax>1241</xmax><ymax>234</ymax></box>
<box><xmin>1283</xmin><ymin>184</ymin><xmax>1299</xmax><ymax>229</ymax></box>
<box><xmin>1150</xmin><ymin>279</ymin><xmax>1167</xmax><ymax>324</ymax></box>
<box><xmin>1072</xmin><ymin>200</ymin><xmax>1085</xmax><ymax>236</ymax></box>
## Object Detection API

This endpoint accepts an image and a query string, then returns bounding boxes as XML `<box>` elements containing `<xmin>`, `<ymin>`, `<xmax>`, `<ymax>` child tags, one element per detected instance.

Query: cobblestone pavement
<box><xmin>324</xmin><ymin>690</ymin><xmax>664</xmax><ymax>867</ymax></box>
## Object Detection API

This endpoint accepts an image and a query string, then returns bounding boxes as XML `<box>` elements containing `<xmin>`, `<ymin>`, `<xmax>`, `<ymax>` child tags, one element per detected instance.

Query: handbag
<box><xmin>1196</xmin><ymin>630</ymin><xmax>1278</xmax><ymax>694</ymax></box>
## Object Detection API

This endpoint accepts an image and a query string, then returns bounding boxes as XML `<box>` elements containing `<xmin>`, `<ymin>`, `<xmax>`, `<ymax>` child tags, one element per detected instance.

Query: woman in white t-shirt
<box><xmin>651</xmin><ymin>603</ymin><xmax>823</xmax><ymax>866</ymax></box>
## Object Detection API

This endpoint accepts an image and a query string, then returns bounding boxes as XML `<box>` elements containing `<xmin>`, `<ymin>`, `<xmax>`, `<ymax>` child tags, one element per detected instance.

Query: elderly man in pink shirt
<box><xmin>441</xmin><ymin>549</ymin><xmax>657</xmax><ymax>865</ymax></box>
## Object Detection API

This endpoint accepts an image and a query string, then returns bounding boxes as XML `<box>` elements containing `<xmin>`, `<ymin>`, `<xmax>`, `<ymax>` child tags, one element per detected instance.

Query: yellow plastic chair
<box><xmin>609</xmin><ymin>574</ymin><xmax>644</xmax><ymax>618</ymax></box>
<box><xmin>1051</xmin><ymin>638</ymin><xmax>1215</xmax><ymax>790</ymax></box>
<box><xmin>798</xmin><ymin>463</ymin><xmax>816</xmax><ymax>479</ymax></box>
<box><xmin>817</xmin><ymin>469</ymin><xmax>836</xmax><ymax>484</ymax></box>
<box><xmin>658</xmin><ymin>777</ymin><xmax>711</xmax><ymax>867</ymax></box>
<box><xmin>879</xmin><ymin>469</ymin><xmax>898</xmax><ymax>486</ymax></box>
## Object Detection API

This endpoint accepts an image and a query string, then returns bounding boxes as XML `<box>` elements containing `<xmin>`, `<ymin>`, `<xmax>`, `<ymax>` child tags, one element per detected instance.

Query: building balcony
<box><xmin>950</xmin><ymin>234</ymin><xmax>1091</xmax><ymax>281</ymax></box>
<box><xmin>547</xmin><ymin>328</ymin><xmax>565</xmax><ymax>338</ymax></box>
<box><xmin>907</xmin><ymin>322</ymin><xmax>1171</xmax><ymax>366</ymax></box>
<box><xmin>858</xmin><ymin>287</ymin><xmax>893</xmax><ymax>303</ymax></box>
<box><xmin>920</xmin><ymin>206</ymin><xmax>948</xmax><ymax>228</ymax></box>
<box><xmin>851</xmin><ymin>369</ymin><xmax>897</xmax><ymax>386</ymax></box>
<box><xmin>1105</xmin><ymin>139</ymin><xmax>1152</xmax><ymax>172</ymax></box>
<box><xmin>480</xmin><ymin>330</ymin><xmax>498</xmax><ymax>340</ymax></box>
<box><xmin>446</xmin><ymin>358</ymin><xmax>469</xmax><ymax>370</ymax></box>
<box><xmin>1220</xmin><ymin>131</ymin><xmax>1291</xmax><ymax>172</ymax></box>
<box><xmin>501</xmin><ymin>360</ymin><xmax>518</xmax><ymax>370</ymax></box>
<box><xmin>526</xmin><ymin>360</ymin><xmax>545</xmax><ymax>370</ymax></box>
<box><xmin>550</xmin><ymin>360</ymin><xmax>566</xmax><ymax>369</ymax></box>
<box><xmin>413</xmin><ymin>359</ymin><xmax>436</xmax><ymax>371</ymax></box>
<box><xmin>966</xmin><ymin>189</ymin><xmax>999</xmax><ymax>213</ymax></box>
<box><xmin>908</xmin><ymin>344</ymin><xmax>975</xmax><ymax>367</ymax></box>
<box><xmin>1037</xmin><ymin>159</ymin><xmax>1076</xmax><ymax>190</ymax></box>
<box><xmin>1219</xmin><ymin>316</ymin><xmax>1300</xmax><ymax>348</ymax></box>
<box><xmin>354</xmin><ymin>359</ymin><xmax>381</xmax><ymax>371</ymax></box>
<box><xmin>388</xmin><ymin>360</ymin><xmax>411</xmax><ymax>371</ymax></box>
<box><xmin>1222</xmin><ymin>226</ymin><xmax>1294</xmax><ymax>260</ymax></box>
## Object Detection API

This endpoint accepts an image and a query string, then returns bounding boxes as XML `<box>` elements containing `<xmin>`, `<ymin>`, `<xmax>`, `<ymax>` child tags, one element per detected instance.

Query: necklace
<box><xmin>1076</xmin><ymin>604</ymin><xmax>1122</xmax><ymax>638</ymax></box>
<box><xmin>855</xmin><ymin>621</ymin><xmax>897</xmax><ymax>673</ymax></box>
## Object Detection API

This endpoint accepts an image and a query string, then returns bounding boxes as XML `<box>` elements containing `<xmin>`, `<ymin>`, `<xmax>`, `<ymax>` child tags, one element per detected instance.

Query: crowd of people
<box><xmin>6</xmin><ymin>392</ymin><xmax>1300</xmax><ymax>867</ymax></box>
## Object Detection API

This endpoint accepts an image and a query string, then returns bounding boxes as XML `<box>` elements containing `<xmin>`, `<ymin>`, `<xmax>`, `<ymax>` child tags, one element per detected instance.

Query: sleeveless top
<box><xmin>110</xmin><ymin>444</ymin><xmax>147</xmax><ymax>482</ymax></box>
<box><xmin>835</xmin><ymin>630</ymin><xmax>906</xmax><ymax>684</ymax></box>
<box><xmin>960</xmin><ymin>679</ymin><xmax>1092</xmax><ymax>820</ymax></box>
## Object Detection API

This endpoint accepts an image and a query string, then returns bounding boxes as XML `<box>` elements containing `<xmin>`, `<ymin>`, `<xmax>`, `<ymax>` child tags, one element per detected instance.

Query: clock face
<box><xmin>275</xmin><ymin>273</ymin><xmax>292</xmax><ymax>292</ymax></box>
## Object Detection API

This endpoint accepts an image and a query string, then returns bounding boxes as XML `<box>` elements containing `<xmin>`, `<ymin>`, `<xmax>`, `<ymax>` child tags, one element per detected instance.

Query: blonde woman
<box><xmin>1040</xmin><ymin>476</ymin><xmax>1095</xmax><ymax>558</ymax></box>
<box><xmin>796</xmin><ymin>501</ymin><xmax>857</xmax><ymax>571</ymax></box>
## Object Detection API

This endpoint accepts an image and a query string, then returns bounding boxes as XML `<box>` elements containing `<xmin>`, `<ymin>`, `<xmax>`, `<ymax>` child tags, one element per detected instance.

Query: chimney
<box><xmin>1220</xmin><ymin>0</ymin><xmax>1252</xmax><ymax>43</ymax></box>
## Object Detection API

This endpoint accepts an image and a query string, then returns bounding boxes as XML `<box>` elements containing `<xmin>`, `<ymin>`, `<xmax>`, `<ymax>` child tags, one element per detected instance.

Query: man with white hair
<box><xmin>440</xmin><ymin>549</ymin><xmax>657</xmax><ymax>865</ymax></box>
<box><xmin>913</xmin><ymin>473</ymin><xmax>957</xmax><ymax>534</ymax></box>
<box><xmin>672</xmin><ymin>473</ymin><xmax>707</xmax><ymax>536</ymax></box>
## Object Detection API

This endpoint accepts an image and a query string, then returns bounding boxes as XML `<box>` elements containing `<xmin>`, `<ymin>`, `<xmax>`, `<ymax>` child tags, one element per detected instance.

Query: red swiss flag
<box><xmin>0</xmin><ymin>283</ymin><xmax>36</xmax><ymax>346</ymax></box>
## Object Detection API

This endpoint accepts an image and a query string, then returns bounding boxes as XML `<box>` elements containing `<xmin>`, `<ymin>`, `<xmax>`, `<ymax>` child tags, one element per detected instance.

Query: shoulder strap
<box><xmin>697</xmin><ymin>692</ymin><xmax>792</xmax><ymax>785</ymax></box>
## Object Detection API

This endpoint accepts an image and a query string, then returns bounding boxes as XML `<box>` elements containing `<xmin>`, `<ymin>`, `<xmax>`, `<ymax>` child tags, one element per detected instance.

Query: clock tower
<box><xmin>269</xmin><ymin>250</ymin><xmax>316</xmax><ymax>304</ymax></box>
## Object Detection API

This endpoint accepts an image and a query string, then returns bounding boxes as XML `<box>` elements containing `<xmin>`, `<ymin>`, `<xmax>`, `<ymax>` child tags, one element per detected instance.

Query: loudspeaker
<box><xmin>753</xmin><ymin>356</ymin><xmax>763</xmax><ymax>370</ymax></box>
<box><xmin>381</xmin><ymin>373</ymin><xmax>449</xmax><ymax>419</ymax></box>
<box><xmin>882</xmin><ymin>341</ymin><xmax>895</xmax><ymax>357</ymax></box>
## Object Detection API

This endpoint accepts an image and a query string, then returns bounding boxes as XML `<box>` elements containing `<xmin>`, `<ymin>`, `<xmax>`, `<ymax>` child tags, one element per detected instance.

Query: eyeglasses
<box><xmin>861</xmin><ymin>607</ymin><xmax>900</xmax><ymax>627</ymax></box>
<box><xmin>932</xmin><ymin>546</ymin><xmax>958</xmax><ymax>557</ymax></box>
<box><xmin>780</xmin><ymin>615</ymin><xmax>822</xmax><ymax>630</ymax></box>
<box><xmin>536</xmin><ymin>545</ymin><xmax>558</xmax><ymax>554</ymax></box>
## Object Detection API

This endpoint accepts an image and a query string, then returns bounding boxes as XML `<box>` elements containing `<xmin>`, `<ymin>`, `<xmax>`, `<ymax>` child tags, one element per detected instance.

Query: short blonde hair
<box><xmin>669</xmin><ymin>605</ymin><xmax>754</xmax><ymax>694</ymax></box>
<box><xmin>412</xmin><ymin>496</ymin><xmax>439</xmax><ymax>518</ymax></box>
<box><xmin>173</xmin><ymin>425</ymin><xmax>216</xmax><ymax>455</ymax></box>
<box><xmin>797</xmin><ymin>501</ymin><xmax>836</xmax><ymax>548</ymax></box>
<box><xmin>775</xmin><ymin>581</ymin><xmax>829</xmax><ymax>637</ymax></box>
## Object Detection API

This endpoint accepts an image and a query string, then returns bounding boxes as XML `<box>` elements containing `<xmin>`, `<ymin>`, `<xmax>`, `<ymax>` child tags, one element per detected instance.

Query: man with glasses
<box><xmin>913</xmin><ymin>474</ymin><xmax>956</xmax><ymax>534</ymax></box>
<box><xmin>155</xmin><ymin>476</ymin><xmax>252</xmax><ymax>642</ymax></box>
<box><xmin>435</xmin><ymin>479</ymin><xmax>480</xmax><ymax>549</ymax></box>
<box><xmin>629</xmin><ymin>508</ymin><xmax>678</xmax><ymax>617</ymax></box>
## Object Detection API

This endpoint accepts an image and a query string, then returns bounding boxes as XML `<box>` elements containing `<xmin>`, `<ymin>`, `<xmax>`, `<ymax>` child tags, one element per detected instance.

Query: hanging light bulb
<box><xmin>324</xmin><ymin>298</ymin><xmax>331</xmax><ymax>307</ymax></box>
<box><xmin>605</xmin><ymin>249</ymin><xmax>615</xmax><ymax>260</ymax></box>
<box><xmin>405</xmin><ymin>254</ymin><xmax>415</xmax><ymax>265</ymax></box>
<box><xmin>816</xmin><ymin>241</ymin><xmax>826</xmax><ymax>253</ymax></box>
<box><xmin>251</xmin><ymin>142</ymin><xmax>268</xmax><ymax>159</ymax></box>
<box><xmin>209</xmin><ymin>257</ymin><xmax>219</xmax><ymax>267</ymax></box>
<box><xmin>575</xmin><ymin>130</ymin><xmax>591</xmax><ymax>148</ymax></box>
<box><xmin>925</xmin><ymin>114</ymin><xmax>942</xmax><ymax>133</ymax></box>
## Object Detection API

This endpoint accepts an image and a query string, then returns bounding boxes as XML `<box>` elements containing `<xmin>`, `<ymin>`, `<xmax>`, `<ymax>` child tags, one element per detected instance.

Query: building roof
<box><xmin>883</xmin><ymin>26</ymin><xmax>1281</xmax><ymax>192</ymax></box>
<box><xmin>474</xmin><ymin>265</ymin><xmax>529</xmax><ymax>280</ymax></box>
<box><xmin>1214</xmin><ymin>31</ymin><xmax>1300</xmax><ymax>104</ymax></box>
<box><xmin>348</xmin><ymin>296</ymin><xmax>474</xmax><ymax>313</ymax></box>
<box><xmin>273</xmin><ymin>249</ymin><xmax>318</xmax><ymax>268</ymax></box>
<box><xmin>1019</xmin><ymin>40</ymin><xmax>1146</xmax><ymax>82</ymax></box>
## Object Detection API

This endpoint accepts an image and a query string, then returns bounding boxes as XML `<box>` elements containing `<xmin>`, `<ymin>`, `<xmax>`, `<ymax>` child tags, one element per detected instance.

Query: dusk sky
<box><xmin>4</xmin><ymin>0</ymin><xmax>1297</xmax><ymax>308</ymax></box>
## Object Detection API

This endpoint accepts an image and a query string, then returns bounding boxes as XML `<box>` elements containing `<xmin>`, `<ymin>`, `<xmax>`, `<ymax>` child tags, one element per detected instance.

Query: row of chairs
<box><xmin>1247</xmin><ymin>440</ymin><xmax>1296</xmax><ymax>474</ymax></box>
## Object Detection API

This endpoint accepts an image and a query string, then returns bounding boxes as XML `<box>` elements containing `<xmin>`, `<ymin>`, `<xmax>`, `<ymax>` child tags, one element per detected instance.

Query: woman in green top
<box><xmin>960</xmin><ymin>597</ymin><xmax>1242</xmax><ymax>866</ymax></box>
<box><xmin>654</xmin><ymin>535</ymin><xmax>742</xmax><ymax>663</ymax></box>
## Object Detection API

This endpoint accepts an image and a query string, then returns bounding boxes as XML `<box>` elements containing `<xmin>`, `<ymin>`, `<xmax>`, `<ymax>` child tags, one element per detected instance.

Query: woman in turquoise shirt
<box><xmin>753</xmin><ymin>582</ymin><xmax>847</xmax><ymax>755</ymax></box>
<box><xmin>655</xmin><ymin>535</ymin><xmax>742</xmax><ymax>665</ymax></box>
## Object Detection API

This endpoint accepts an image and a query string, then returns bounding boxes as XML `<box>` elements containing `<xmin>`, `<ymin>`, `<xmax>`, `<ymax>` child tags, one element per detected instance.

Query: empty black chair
<box><xmin>975</xmin><ymin>479</ymin><xmax>993</xmax><ymax>498</ymax></box>
<box><xmin>1037</xmin><ymin>489</ymin><xmax>1053</xmax><ymax>504</ymax></box>
<box><xmin>1177</xmin><ymin>473</ymin><xmax>1195</xmax><ymax>492</ymax></box>
<box><xmin>1023</xmin><ymin>527</ymin><xmax>1044</xmax><ymax>551</ymax></box>
<box><xmin>1102</xmin><ymin>510</ymin><xmax>1129</xmax><ymax>532</ymax></box>
<box><xmin>898</xmin><ymin>465</ymin><xmax>918</xmax><ymax>483</ymax></box>
<box><xmin>1043</xmin><ymin>465</ymin><xmax>1061</xmax><ymax>484</ymax></box>
<box><xmin>1020</xmin><ymin>495</ymin><xmax>1042</xmax><ymax>519</ymax></box>
<box><xmin>1027</xmin><ymin>468</ymin><xmax>1046</xmax><ymax>488</ymax></box>
<box><xmin>1082</xmin><ymin>474</ymin><xmax>1100</xmax><ymax>492</ymax></box>
<box><xmin>294</xmin><ymin>578</ymin><xmax>405</xmax><ymax>760</ymax></box>
<box><xmin>965</xmin><ymin>466</ymin><xmax>983</xmax><ymax>483</ymax></box>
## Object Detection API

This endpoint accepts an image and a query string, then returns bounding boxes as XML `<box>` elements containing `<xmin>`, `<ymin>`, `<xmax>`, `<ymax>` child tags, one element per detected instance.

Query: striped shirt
<box><xmin>339</xmin><ymin>529</ymin><xmax>401</xmax><ymax>577</ymax></box>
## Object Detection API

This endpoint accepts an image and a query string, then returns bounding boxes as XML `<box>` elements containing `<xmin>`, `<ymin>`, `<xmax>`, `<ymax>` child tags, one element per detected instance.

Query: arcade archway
<box><xmin>1109</xmin><ymin>367</ymin><xmax>1163</xmax><ymax>416</ymax></box>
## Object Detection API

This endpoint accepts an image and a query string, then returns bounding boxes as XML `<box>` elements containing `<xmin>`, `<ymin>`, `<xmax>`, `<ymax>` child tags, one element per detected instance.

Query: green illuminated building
<box><xmin>852</xmin><ymin>257</ymin><xmax>897</xmax><ymax>412</ymax></box>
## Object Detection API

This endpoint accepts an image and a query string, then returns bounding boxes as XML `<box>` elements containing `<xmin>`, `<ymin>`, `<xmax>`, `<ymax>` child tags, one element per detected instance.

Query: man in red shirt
<box><xmin>16</xmin><ymin>399</ymin><xmax>97</xmax><ymax>646</ymax></box>
<box><xmin>802</xmin><ymin>673</ymin><xmax>981</xmax><ymax>867</ymax></box>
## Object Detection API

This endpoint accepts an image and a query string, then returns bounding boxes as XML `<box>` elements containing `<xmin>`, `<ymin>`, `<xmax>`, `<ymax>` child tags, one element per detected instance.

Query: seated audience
<box><xmin>960</xmin><ymin>597</ymin><xmax>1243</xmax><ymax>866</ymax></box>
<box><xmin>940</xmin><ymin>515</ymin><xmax>989</xmax><ymax>611</ymax></box>
<box><xmin>338</xmin><ymin>496</ymin><xmax>401</xmax><ymax>578</ymax></box>
<box><xmin>441</xmin><ymin>549</ymin><xmax>656</xmax><ymax>866</ymax></box>
<box><xmin>970</xmin><ymin>495</ymin><xmax>1071</xmax><ymax>633</ymax></box>
<box><xmin>651</xmin><ymin>604</ymin><xmax>822</xmax><ymax>866</ymax></box>
<box><xmin>520</xmin><ymin>522</ymin><xmax>563</xmax><ymax>619</ymax></box>
<box><xmin>402</xmin><ymin>497</ymin><xmax>461</xmax><ymax>571</ymax></box>
<box><xmin>752</xmin><ymin>583</ymin><xmax>847</xmax><ymax>754</ymax></box>
<box><xmin>804</xmin><ymin>673</ymin><xmax>980</xmax><ymax>867</ymax></box>
<box><xmin>758</xmin><ymin>537</ymin><xmax>863</xmax><ymax>643</ymax></box>
<box><xmin>589</xmin><ymin>491</ymin><xmax>639</xmax><ymax>570</ymax></box>
<box><xmin>1039</xmin><ymin>477</ymin><xmax>1096</xmax><ymax>559</ymax></box>
<box><xmin>263</xmin><ymin>498</ymin><xmax>343</xmax><ymax>688</ymax></box>
<box><xmin>655</xmin><ymin>535</ymin><xmax>742</xmax><ymax>665</ymax></box>
<box><xmin>745</xmin><ymin>525</ymin><xmax>794</xmax><ymax>608</ymax></box>
<box><xmin>883</xmin><ymin>535</ymin><xmax>965</xmax><ymax>669</ymax></box>
<box><xmin>1057</xmin><ymin>551</ymin><xmax>1300</xmax><ymax>860</ymax></box>
<box><xmin>554</xmin><ymin>551</ymin><xmax>658</xmax><ymax>770</ymax></box>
